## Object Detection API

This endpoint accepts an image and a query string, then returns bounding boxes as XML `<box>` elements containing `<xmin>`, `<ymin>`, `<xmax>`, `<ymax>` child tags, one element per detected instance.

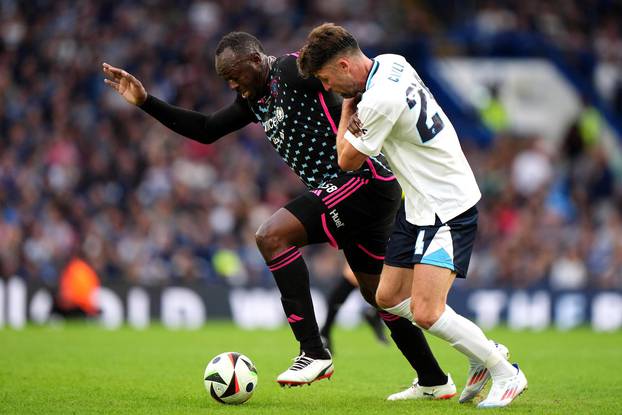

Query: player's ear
<box><xmin>337</xmin><ymin>57</ymin><xmax>349</xmax><ymax>72</ymax></box>
<box><xmin>249</xmin><ymin>52</ymin><xmax>262</xmax><ymax>64</ymax></box>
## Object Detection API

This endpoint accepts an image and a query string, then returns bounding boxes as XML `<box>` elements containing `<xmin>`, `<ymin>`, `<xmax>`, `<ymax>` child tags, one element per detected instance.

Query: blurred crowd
<box><xmin>426</xmin><ymin>0</ymin><xmax>622</xmax><ymax>115</ymax></box>
<box><xmin>0</xmin><ymin>0</ymin><xmax>621</xmax><ymax>291</ymax></box>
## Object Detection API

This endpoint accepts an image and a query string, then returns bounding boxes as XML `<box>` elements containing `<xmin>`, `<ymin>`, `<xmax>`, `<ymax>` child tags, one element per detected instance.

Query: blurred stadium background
<box><xmin>1</xmin><ymin>0</ymin><xmax>622</xmax><ymax>333</ymax></box>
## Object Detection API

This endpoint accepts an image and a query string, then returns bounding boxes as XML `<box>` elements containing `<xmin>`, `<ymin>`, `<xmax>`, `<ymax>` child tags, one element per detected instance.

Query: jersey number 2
<box><xmin>406</xmin><ymin>85</ymin><xmax>444</xmax><ymax>142</ymax></box>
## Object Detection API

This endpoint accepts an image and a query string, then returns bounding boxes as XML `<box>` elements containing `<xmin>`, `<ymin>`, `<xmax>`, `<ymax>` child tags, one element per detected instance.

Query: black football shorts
<box><xmin>285</xmin><ymin>173</ymin><xmax>401</xmax><ymax>275</ymax></box>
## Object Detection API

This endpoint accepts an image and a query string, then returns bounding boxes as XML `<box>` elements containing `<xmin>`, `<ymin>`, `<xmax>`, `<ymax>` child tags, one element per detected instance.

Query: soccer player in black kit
<box><xmin>102</xmin><ymin>32</ymin><xmax>456</xmax><ymax>398</ymax></box>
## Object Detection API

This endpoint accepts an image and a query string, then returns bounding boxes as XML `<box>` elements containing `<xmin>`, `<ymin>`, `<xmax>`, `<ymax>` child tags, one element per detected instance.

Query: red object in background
<box><xmin>497</xmin><ymin>206</ymin><xmax>519</xmax><ymax>236</ymax></box>
<box><xmin>183</xmin><ymin>139</ymin><xmax>216</xmax><ymax>159</ymax></box>
<box><xmin>58</xmin><ymin>257</ymin><xmax>100</xmax><ymax>316</ymax></box>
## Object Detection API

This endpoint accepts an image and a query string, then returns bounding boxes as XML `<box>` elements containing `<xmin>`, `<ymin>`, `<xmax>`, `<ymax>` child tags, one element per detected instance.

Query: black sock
<box><xmin>379</xmin><ymin>312</ymin><xmax>448</xmax><ymax>386</ymax></box>
<box><xmin>267</xmin><ymin>247</ymin><xmax>328</xmax><ymax>359</ymax></box>
<box><xmin>321</xmin><ymin>277</ymin><xmax>356</xmax><ymax>337</ymax></box>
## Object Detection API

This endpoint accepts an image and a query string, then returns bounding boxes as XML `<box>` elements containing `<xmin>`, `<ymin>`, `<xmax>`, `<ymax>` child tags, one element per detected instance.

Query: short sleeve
<box><xmin>344</xmin><ymin>106</ymin><xmax>395</xmax><ymax>157</ymax></box>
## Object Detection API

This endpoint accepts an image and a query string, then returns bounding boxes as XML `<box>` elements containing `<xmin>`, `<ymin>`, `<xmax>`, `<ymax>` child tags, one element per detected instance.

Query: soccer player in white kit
<box><xmin>298</xmin><ymin>23</ymin><xmax>527</xmax><ymax>408</ymax></box>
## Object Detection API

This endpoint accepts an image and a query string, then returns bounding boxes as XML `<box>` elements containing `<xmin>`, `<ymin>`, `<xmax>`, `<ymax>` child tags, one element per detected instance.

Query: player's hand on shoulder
<box><xmin>348</xmin><ymin>113</ymin><xmax>365</xmax><ymax>138</ymax></box>
<box><xmin>102</xmin><ymin>62</ymin><xmax>148</xmax><ymax>106</ymax></box>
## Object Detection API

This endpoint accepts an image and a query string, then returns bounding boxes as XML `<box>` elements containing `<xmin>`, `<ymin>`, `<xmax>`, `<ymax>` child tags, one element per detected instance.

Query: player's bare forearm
<box><xmin>336</xmin><ymin>99</ymin><xmax>368</xmax><ymax>171</ymax></box>
<box><xmin>336</xmin><ymin>100</ymin><xmax>355</xmax><ymax>161</ymax></box>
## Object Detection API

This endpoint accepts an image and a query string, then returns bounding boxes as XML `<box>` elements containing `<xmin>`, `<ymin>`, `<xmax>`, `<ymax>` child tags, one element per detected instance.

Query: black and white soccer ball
<box><xmin>204</xmin><ymin>352</ymin><xmax>258</xmax><ymax>404</ymax></box>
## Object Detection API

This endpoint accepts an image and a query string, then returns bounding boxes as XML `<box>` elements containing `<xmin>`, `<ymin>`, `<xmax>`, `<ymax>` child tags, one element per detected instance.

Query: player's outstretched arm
<box><xmin>101</xmin><ymin>62</ymin><xmax>254</xmax><ymax>144</ymax></box>
<box><xmin>102</xmin><ymin>63</ymin><xmax>147</xmax><ymax>106</ymax></box>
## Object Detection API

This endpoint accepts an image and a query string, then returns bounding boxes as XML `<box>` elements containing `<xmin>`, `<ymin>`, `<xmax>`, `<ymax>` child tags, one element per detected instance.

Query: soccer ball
<box><xmin>204</xmin><ymin>352</ymin><xmax>258</xmax><ymax>404</ymax></box>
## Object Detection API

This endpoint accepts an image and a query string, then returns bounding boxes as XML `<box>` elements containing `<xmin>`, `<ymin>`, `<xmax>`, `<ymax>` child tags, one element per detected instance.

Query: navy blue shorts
<box><xmin>384</xmin><ymin>203</ymin><xmax>478</xmax><ymax>279</ymax></box>
<box><xmin>284</xmin><ymin>173</ymin><xmax>402</xmax><ymax>275</ymax></box>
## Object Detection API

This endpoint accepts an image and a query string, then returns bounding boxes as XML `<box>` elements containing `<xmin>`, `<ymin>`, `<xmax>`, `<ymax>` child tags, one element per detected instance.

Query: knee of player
<box><xmin>375</xmin><ymin>290</ymin><xmax>396</xmax><ymax>310</ymax></box>
<box><xmin>255</xmin><ymin>223</ymin><xmax>285</xmax><ymax>258</ymax></box>
<box><xmin>255</xmin><ymin>223</ymin><xmax>279</xmax><ymax>252</ymax></box>
<box><xmin>411</xmin><ymin>304</ymin><xmax>442</xmax><ymax>330</ymax></box>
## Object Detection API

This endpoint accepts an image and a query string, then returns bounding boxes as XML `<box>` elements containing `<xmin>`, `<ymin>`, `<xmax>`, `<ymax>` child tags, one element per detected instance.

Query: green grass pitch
<box><xmin>1</xmin><ymin>323</ymin><xmax>621</xmax><ymax>414</ymax></box>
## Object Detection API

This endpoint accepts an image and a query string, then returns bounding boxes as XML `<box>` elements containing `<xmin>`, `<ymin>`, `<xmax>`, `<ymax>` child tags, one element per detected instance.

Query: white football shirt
<box><xmin>344</xmin><ymin>54</ymin><xmax>481</xmax><ymax>225</ymax></box>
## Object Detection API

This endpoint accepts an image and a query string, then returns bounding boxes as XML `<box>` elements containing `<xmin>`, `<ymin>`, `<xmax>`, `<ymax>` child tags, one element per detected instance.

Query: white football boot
<box><xmin>477</xmin><ymin>364</ymin><xmax>528</xmax><ymax>408</ymax></box>
<box><xmin>459</xmin><ymin>341</ymin><xmax>510</xmax><ymax>403</ymax></box>
<box><xmin>276</xmin><ymin>351</ymin><xmax>334</xmax><ymax>386</ymax></box>
<box><xmin>387</xmin><ymin>373</ymin><xmax>457</xmax><ymax>401</ymax></box>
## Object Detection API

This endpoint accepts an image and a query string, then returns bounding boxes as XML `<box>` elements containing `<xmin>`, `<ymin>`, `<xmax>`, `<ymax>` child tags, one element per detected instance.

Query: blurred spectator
<box><xmin>511</xmin><ymin>138</ymin><xmax>553</xmax><ymax>197</ymax></box>
<box><xmin>479</xmin><ymin>84</ymin><xmax>510</xmax><ymax>134</ymax></box>
<box><xmin>549</xmin><ymin>245</ymin><xmax>588</xmax><ymax>290</ymax></box>
<box><xmin>53</xmin><ymin>256</ymin><xmax>100</xmax><ymax>317</ymax></box>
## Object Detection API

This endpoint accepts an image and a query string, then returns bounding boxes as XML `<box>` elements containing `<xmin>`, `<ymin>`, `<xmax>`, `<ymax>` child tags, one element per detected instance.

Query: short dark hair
<box><xmin>215</xmin><ymin>32</ymin><xmax>265</xmax><ymax>58</ymax></box>
<box><xmin>297</xmin><ymin>23</ymin><xmax>359</xmax><ymax>78</ymax></box>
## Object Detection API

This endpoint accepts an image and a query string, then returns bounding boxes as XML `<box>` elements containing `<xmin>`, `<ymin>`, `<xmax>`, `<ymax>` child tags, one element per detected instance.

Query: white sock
<box><xmin>382</xmin><ymin>298</ymin><xmax>413</xmax><ymax>321</ymax></box>
<box><xmin>468</xmin><ymin>339</ymin><xmax>494</xmax><ymax>367</ymax></box>
<box><xmin>489</xmin><ymin>358</ymin><xmax>518</xmax><ymax>379</ymax></box>
<box><xmin>427</xmin><ymin>306</ymin><xmax>515</xmax><ymax>379</ymax></box>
